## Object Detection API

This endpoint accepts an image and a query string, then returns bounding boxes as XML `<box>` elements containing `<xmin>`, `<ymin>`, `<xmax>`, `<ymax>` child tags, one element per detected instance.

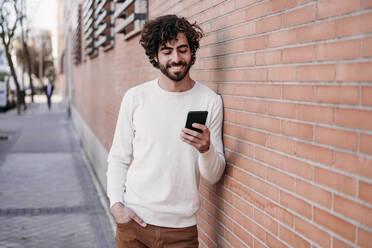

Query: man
<box><xmin>106</xmin><ymin>15</ymin><xmax>225</xmax><ymax>248</ymax></box>
<box><xmin>44</xmin><ymin>80</ymin><xmax>54</xmax><ymax>110</ymax></box>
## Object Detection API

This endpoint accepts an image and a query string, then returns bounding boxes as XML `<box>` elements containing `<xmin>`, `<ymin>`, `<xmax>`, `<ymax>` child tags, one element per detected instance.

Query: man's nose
<box><xmin>171</xmin><ymin>51</ymin><xmax>182</xmax><ymax>63</ymax></box>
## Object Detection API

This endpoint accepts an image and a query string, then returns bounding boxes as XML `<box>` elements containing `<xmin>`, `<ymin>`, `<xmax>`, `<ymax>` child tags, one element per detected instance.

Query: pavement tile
<box><xmin>0</xmin><ymin>102</ymin><xmax>115</xmax><ymax>248</ymax></box>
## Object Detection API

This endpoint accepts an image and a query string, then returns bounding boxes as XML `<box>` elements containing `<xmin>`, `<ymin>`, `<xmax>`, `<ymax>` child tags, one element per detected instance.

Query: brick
<box><xmin>315</xmin><ymin>167</ymin><xmax>356</xmax><ymax>196</ymax></box>
<box><xmin>281</xmin><ymin>156</ymin><xmax>313</xmax><ymax>180</ymax></box>
<box><xmin>224</xmin><ymin>136</ymin><xmax>254</xmax><ymax>158</ymax></box>
<box><xmin>245</xmin><ymin>1</ymin><xmax>271</xmax><ymax>21</ymax></box>
<box><xmin>298</xmin><ymin>21</ymin><xmax>337</xmax><ymax>43</ymax></box>
<box><xmin>366</xmin><ymin>0</ymin><xmax>372</xmax><ymax>8</ymax></box>
<box><xmin>296</xmin><ymin>179</ymin><xmax>332</xmax><ymax>208</ymax></box>
<box><xmin>282</xmin><ymin>85</ymin><xmax>314</xmax><ymax>102</ymax></box>
<box><xmin>316</xmin><ymin>85</ymin><xmax>359</xmax><ymax>105</ymax></box>
<box><xmin>279</xmin><ymin>225</ymin><xmax>310</xmax><ymax>248</ymax></box>
<box><xmin>282</xmin><ymin>45</ymin><xmax>316</xmax><ymax>63</ymax></box>
<box><xmin>253</xmin><ymin>208</ymin><xmax>278</xmax><ymax>234</ymax></box>
<box><xmin>267</xmin><ymin>102</ymin><xmax>296</xmax><ymax>118</ymax></box>
<box><xmin>256</xmin><ymin>15</ymin><xmax>282</xmax><ymax>33</ymax></box>
<box><xmin>317</xmin><ymin>40</ymin><xmax>361</xmax><ymax>61</ymax></box>
<box><xmin>250</xmin><ymin>176</ymin><xmax>280</xmax><ymax>202</ymax></box>
<box><xmin>255</xmin><ymin>84</ymin><xmax>281</xmax><ymax>99</ymax></box>
<box><xmin>265</xmin><ymin>200</ymin><xmax>294</xmax><ymax>227</ymax></box>
<box><xmin>296</xmin><ymin>141</ymin><xmax>333</xmax><ymax>165</ymax></box>
<box><xmin>217</xmin><ymin>23</ymin><xmax>257</xmax><ymax>44</ymax></box>
<box><xmin>360</xmin><ymin>134</ymin><xmax>372</xmax><ymax>155</ymax></box>
<box><xmin>270</xmin><ymin>0</ymin><xmax>297</xmax><ymax>12</ymax></box>
<box><xmin>315</xmin><ymin>126</ymin><xmax>358</xmax><ymax>151</ymax></box>
<box><xmin>268</xmin><ymin>67</ymin><xmax>297</xmax><ymax>81</ymax></box>
<box><xmin>266</xmin><ymin>233</ymin><xmax>287</xmax><ymax>248</ymax></box>
<box><xmin>225</xmin><ymin>151</ymin><xmax>266</xmax><ymax>179</ymax></box>
<box><xmin>224</xmin><ymin>109</ymin><xmax>281</xmax><ymax>133</ymax></box>
<box><xmin>255</xmin><ymin>146</ymin><xmax>283</xmax><ymax>169</ymax></box>
<box><xmin>229</xmin><ymin>224</ymin><xmax>253</xmax><ymax>247</ymax></box>
<box><xmin>299</xmin><ymin>0</ymin><xmax>313</xmax><ymax>4</ymax></box>
<box><xmin>358</xmin><ymin>228</ymin><xmax>372</xmax><ymax>248</ymax></box>
<box><xmin>254</xmin><ymin>239</ymin><xmax>266</xmax><ymax>248</ymax></box>
<box><xmin>314</xmin><ymin>207</ymin><xmax>356</xmax><ymax>242</ymax></box>
<box><xmin>234</xmin><ymin>53</ymin><xmax>256</xmax><ymax>67</ymax></box>
<box><xmin>222</xmin><ymin>96</ymin><xmax>266</xmax><ymax>113</ymax></box>
<box><xmin>334</xmin><ymin>152</ymin><xmax>372</xmax><ymax>179</ymax></box>
<box><xmin>297</xmin><ymin>64</ymin><xmax>336</xmax><ymax>82</ymax></box>
<box><xmin>267</xmin><ymin>134</ymin><xmax>296</xmax><ymax>154</ymax></box>
<box><xmin>335</xmin><ymin>195</ymin><xmax>372</xmax><ymax>227</ymax></box>
<box><xmin>362</xmin><ymin>86</ymin><xmax>372</xmax><ymax>106</ymax></box>
<box><xmin>282</xmin><ymin>120</ymin><xmax>314</xmax><ymax>140</ymax></box>
<box><xmin>231</xmin><ymin>223</ymin><xmax>253</xmax><ymax>247</ymax></box>
<box><xmin>297</xmin><ymin>104</ymin><xmax>334</xmax><ymax>124</ymax></box>
<box><xmin>337</xmin><ymin>62</ymin><xmax>372</xmax><ymax>82</ymax></box>
<box><xmin>268</xmin><ymin>29</ymin><xmax>297</xmax><ymax>48</ymax></box>
<box><xmin>295</xmin><ymin>217</ymin><xmax>331</xmax><ymax>248</ymax></box>
<box><xmin>333</xmin><ymin>238</ymin><xmax>353</xmax><ymax>248</ymax></box>
<box><xmin>283</xmin><ymin>4</ymin><xmax>316</xmax><ymax>27</ymax></box>
<box><xmin>280</xmin><ymin>191</ymin><xmax>312</xmax><ymax>219</ymax></box>
<box><xmin>359</xmin><ymin>181</ymin><xmax>372</xmax><ymax>204</ymax></box>
<box><xmin>363</xmin><ymin>37</ymin><xmax>372</xmax><ymax>57</ymax></box>
<box><xmin>267</xmin><ymin>167</ymin><xmax>295</xmax><ymax>191</ymax></box>
<box><xmin>218</xmin><ymin>83</ymin><xmax>279</xmax><ymax>98</ymax></box>
<box><xmin>223</xmin><ymin>176</ymin><xmax>266</xmax><ymax>210</ymax></box>
<box><xmin>255</xmin><ymin>50</ymin><xmax>281</xmax><ymax>65</ymax></box>
<box><xmin>245</xmin><ymin>36</ymin><xmax>269</xmax><ymax>52</ymax></box>
<box><xmin>223</xmin><ymin>123</ymin><xmax>266</xmax><ymax>146</ymax></box>
<box><xmin>317</xmin><ymin>0</ymin><xmax>362</xmax><ymax>19</ymax></box>
<box><xmin>335</xmin><ymin>108</ymin><xmax>372</xmax><ymax>131</ymax></box>
<box><xmin>338</xmin><ymin>12</ymin><xmax>372</xmax><ymax>37</ymax></box>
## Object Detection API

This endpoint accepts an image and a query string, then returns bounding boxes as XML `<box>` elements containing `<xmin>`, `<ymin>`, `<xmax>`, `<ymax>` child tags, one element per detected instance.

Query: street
<box><xmin>0</xmin><ymin>101</ymin><xmax>116</xmax><ymax>248</ymax></box>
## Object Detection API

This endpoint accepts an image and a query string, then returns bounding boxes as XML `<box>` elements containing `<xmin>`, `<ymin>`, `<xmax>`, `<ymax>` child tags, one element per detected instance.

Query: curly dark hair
<box><xmin>139</xmin><ymin>15</ymin><xmax>204</xmax><ymax>68</ymax></box>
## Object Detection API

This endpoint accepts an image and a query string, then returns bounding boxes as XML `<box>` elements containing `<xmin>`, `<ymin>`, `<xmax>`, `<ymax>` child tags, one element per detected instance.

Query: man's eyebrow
<box><xmin>160</xmin><ymin>45</ymin><xmax>172</xmax><ymax>50</ymax></box>
<box><xmin>177</xmin><ymin>44</ymin><xmax>189</xmax><ymax>49</ymax></box>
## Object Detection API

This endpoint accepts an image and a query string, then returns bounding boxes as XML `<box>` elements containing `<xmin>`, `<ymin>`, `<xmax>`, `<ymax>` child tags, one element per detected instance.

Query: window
<box><xmin>73</xmin><ymin>4</ymin><xmax>82</xmax><ymax>64</ymax></box>
<box><xmin>114</xmin><ymin>0</ymin><xmax>147</xmax><ymax>40</ymax></box>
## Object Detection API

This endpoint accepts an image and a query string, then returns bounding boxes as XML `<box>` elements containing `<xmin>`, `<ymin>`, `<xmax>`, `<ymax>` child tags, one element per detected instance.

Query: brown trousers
<box><xmin>116</xmin><ymin>220</ymin><xmax>199</xmax><ymax>248</ymax></box>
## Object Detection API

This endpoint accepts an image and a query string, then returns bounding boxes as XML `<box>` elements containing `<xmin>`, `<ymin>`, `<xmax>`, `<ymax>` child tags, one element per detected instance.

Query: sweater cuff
<box><xmin>109</xmin><ymin>191</ymin><xmax>124</xmax><ymax>208</ymax></box>
<box><xmin>199</xmin><ymin>143</ymin><xmax>215</xmax><ymax>161</ymax></box>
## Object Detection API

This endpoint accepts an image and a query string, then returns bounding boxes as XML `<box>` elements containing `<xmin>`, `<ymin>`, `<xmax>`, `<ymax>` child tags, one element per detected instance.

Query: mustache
<box><xmin>167</xmin><ymin>62</ymin><xmax>187</xmax><ymax>68</ymax></box>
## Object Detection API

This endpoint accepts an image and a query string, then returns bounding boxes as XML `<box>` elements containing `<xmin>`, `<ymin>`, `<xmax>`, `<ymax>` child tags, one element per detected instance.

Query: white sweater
<box><xmin>106</xmin><ymin>79</ymin><xmax>225</xmax><ymax>228</ymax></box>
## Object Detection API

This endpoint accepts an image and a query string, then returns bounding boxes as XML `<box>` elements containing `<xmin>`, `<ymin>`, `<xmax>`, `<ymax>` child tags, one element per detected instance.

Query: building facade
<box><xmin>57</xmin><ymin>0</ymin><xmax>372</xmax><ymax>247</ymax></box>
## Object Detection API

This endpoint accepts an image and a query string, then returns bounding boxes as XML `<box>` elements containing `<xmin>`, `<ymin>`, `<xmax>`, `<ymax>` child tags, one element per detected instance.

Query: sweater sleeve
<box><xmin>198</xmin><ymin>95</ymin><xmax>226</xmax><ymax>184</ymax></box>
<box><xmin>106</xmin><ymin>92</ymin><xmax>134</xmax><ymax>208</ymax></box>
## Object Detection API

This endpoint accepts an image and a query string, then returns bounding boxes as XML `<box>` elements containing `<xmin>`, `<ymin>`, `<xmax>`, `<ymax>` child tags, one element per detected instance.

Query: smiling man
<box><xmin>106</xmin><ymin>15</ymin><xmax>225</xmax><ymax>248</ymax></box>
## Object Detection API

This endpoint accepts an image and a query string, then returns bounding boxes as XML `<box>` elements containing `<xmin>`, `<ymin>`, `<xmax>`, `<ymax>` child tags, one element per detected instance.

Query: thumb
<box><xmin>131</xmin><ymin>213</ymin><xmax>147</xmax><ymax>227</ymax></box>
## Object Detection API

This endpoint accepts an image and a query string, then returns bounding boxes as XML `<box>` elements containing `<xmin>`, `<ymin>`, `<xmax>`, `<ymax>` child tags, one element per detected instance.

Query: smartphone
<box><xmin>185</xmin><ymin>111</ymin><xmax>208</xmax><ymax>133</ymax></box>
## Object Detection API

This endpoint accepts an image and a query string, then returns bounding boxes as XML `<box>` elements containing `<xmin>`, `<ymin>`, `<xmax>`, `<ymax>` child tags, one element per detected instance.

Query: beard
<box><xmin>158</xmin><ymin>61</ymin><xmax>191</xmax><ymax>82</ymax></box>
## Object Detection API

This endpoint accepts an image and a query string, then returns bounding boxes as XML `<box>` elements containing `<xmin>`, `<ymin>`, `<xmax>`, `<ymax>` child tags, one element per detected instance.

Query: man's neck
<box><xmin>158</xmin><ymin>73</ymin><xmax>195</xmax><ymax>92</ymax></box>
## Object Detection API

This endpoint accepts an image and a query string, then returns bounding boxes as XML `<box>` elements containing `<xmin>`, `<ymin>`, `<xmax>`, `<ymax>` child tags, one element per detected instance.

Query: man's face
<box><xmin>157</xmin><ymin>33</ymin><xmax>192</xmax><ymax>82</ymax></box>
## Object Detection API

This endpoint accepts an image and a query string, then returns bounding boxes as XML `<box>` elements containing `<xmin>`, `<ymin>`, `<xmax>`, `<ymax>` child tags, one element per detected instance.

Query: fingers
<box><xmin>127</xmin><ymin>208</ymin><xmax>147</xmax><ymax>227</ymax></box>
<box><xmin>180</xmin><ymin>125</ymin><xmax>210</xmax><ymax>153</ymax></box>
<box><xmin>192</xmin><ymin>123</ymin><xmax>208</xmax><ymax>133</ymax></box>
<box><xmin>132</xmin><ymin>214</ymin><xmax>147</xmax><ymax>227</ymax></box>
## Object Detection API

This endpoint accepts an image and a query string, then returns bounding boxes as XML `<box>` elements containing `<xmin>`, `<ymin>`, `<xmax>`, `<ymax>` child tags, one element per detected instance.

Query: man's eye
<box><xmin>163</xmin><ymin>51</ymin><xmax>171</xmax><ymax>55</ymax></box>
<box><xmin>179</xmin><ymin>49</ymin><xmax>187</xmax><ymax>53</ymax></box>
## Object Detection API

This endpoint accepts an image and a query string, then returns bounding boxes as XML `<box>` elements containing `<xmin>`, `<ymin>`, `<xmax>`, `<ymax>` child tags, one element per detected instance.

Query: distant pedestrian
<box><xmin>107</xmin><ymin>15</ymin><xmax>225</xmax><ymax>248</ymax></box>
<box><xmin>44</xmin><ymin>81</ymin><xmax>54</xmax><ymax>110</ymax></box>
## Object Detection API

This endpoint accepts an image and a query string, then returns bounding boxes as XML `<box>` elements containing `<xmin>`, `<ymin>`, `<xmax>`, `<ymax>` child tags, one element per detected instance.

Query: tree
<box><xmin>14</xmin><ymin>29</ymin><xmax>55</xmax><ymax>94</ymax></box>
<box><xmin>0</xmin><ymin>0</ymin><xmax>23</xmax><ymax>113</ymax></box>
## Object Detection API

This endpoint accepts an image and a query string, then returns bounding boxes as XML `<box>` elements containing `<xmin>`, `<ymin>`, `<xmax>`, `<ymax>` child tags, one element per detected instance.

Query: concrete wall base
<box><xmin>71</xmin><ymin>106</ymin><xmax>109</xmax><ymax>190</ymax></box>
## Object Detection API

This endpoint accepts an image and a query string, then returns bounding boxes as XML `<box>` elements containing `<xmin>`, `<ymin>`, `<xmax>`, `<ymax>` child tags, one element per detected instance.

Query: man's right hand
<box><xmin>110</xmin><ymin>202</ymin><xmax>147</xmax><ymax>227</ymax></box>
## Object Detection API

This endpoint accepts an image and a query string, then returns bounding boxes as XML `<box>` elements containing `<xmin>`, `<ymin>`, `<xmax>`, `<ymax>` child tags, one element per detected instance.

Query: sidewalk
<box><xmin>0</xmin><ymin>101</ymin><xmax>116</xmax><ymax>248</ymax></box>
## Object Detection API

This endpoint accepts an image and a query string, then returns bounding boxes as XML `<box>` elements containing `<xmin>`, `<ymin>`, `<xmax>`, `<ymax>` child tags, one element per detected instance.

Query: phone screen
<box><xmin>185</xmin><ymin>111</ymin><xmax>208</xmax><ymax>133</ymax></box>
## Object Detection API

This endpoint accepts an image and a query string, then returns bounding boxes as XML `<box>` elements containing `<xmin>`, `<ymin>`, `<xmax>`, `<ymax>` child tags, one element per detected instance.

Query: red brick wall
<box><xmin>62</xmin><ymin>0</ymin><xmax>372</xmax><ymax>247</ymax></box>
